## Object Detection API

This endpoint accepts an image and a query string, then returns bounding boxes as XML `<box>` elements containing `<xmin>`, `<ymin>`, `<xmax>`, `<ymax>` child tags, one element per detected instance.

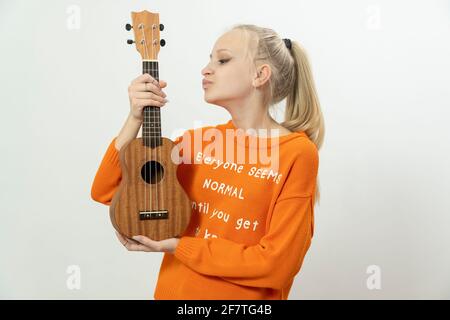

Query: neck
<box><xmin>229</xmin><ymin>112</ymin><xmax>280</xmax><ymax>137</ymax></box>
<box><xmin>142</xmin><ymin>59</ymin><xmax>161</xmax><ymax>148</ymax></box>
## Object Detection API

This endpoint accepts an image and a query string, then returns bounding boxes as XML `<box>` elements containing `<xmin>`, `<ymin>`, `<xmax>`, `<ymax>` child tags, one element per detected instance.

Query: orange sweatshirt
<box><xmin>91</xmin><ymin>119</ymin><xmax>319</xmax><ymax>300</ymax></box>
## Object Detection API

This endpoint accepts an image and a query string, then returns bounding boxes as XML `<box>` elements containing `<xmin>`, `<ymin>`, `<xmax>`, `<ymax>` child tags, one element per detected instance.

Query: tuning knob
<box><xmin>127</xmin><ymin>39</ymin><xmax>135</xmax><ymax>45</ymax></box>
<box><xmin>160</xmin><ymin>39</ymin><xmax>166</xmax><ymax>47</ymax></box>
<box><xmin>125</xmin><ymin>23</ymin><xmax>132</xmax><ymax>31</ymax></box>
<box><xmin>159</xmin><ymin>24</ymin><xmax>164</xmax><ymax>31</ymax></box>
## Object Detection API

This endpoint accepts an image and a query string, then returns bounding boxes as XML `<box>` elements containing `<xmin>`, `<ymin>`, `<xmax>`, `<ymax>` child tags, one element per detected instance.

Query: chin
<box><xmin>203</xmin><ymin>92</ymin><xmax>216</xmax><ymax>104</ymax></box>
<box><xmin>204</xmin><ymin>97</ymin><xmax>226</xmax><ymax>109</ymax></box>
<box><xmin>203</xmin><ymin>91</ymin><xmax>230</xmax><ymax>107</ymax></box>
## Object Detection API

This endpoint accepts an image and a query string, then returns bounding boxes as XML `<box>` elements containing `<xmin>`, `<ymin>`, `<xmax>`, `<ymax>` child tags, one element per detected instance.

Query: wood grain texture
<box><xmin>110</xmin><ymin>137</ymin><xmax>192</xmax><ymax>241</ymax></box>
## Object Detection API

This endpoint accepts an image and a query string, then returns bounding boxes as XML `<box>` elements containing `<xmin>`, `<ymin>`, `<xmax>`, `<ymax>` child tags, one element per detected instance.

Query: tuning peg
<box><xmin>160</xmin><ymin>39</ymin><xmax>166</xmax><ymax>47</ymax></box>
<box><xmin>159</xmin><ymin>24</ymin><xmax>164</xmax><ymax>31</ymax></box>
<box><xmin>127</xmin><ymin>39</ymin><xmax>135</xmax><ymax>45</ymax></box>
<box><xmin>125</xmin><ymin>23</ymin><xmax>132</xmax><ymax>31</ymax></box>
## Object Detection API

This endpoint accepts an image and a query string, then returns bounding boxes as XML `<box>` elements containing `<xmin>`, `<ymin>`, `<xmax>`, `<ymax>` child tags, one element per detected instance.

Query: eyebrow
<box><xmin>209</xmin><ymin>49</ymin><xmax>232</xmax><ymax>58</ymax></box>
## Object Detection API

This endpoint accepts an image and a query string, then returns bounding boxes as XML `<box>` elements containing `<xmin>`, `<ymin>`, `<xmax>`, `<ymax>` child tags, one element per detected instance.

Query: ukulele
<box><xmin>110</xmin><ymin>10</ymin><xmax>192</xmax><ymax>241</ymax></box>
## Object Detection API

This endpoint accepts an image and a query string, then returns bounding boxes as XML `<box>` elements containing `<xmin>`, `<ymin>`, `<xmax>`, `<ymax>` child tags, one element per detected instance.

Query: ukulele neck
<box><xmin>142</xmin><ymin>59</ymin><xmax>161</xmax><ymax>148</ymax></box>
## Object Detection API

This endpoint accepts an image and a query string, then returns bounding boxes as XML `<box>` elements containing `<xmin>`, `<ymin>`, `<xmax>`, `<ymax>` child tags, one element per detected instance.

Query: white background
<box><xmin>0</xmin><ymin>0</ymin><xmax>449</xmax><ymax>299</ymax></box>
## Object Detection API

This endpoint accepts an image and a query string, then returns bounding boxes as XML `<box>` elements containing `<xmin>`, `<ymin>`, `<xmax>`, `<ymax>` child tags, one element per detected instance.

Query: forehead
<box><xmin>210</xmin><ymin>30</ymin><xmax>250</xmax><ymax>57</ymax></box>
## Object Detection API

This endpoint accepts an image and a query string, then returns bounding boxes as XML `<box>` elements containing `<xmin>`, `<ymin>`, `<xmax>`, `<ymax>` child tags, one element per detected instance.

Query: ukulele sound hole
<box><xmin>141</xmin><ymin>160</ymin><xmax>164</xmax><ymax>184</ymax></box>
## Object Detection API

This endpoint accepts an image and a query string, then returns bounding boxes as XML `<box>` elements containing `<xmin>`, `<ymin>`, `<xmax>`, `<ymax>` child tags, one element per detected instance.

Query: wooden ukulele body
<box><xmin>110</xmin><ymin>137</ymin><xmax>192</xmax><ymax>240</ymax></box>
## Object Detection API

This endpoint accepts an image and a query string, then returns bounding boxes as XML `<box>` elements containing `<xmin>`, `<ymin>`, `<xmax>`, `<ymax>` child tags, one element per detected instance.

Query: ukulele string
<box><xmin>141</xmin><ymin>23</ymin><xmax>149</xmax><ymax>60</ymax></box>
<box><xmin>151</xmin><ymin>22</ymin><xmax>163</xmax><ymax>215</ymax></box>
<box><xmin>143</xmin><ymin>23</ymin><xmax>163</xmax><ymax>215</ymax></box>
<box><xmin>140</xmin><ymin>24</ymin><xmax>148</xmax><ymax>219</ymax></box>
<box><xmin>146</xmin><ymin>24</ymin><xmax>157</xmax><ymax>216</ymax></box>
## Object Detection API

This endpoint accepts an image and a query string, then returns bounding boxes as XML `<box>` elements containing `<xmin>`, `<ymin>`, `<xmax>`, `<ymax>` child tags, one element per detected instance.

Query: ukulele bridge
<box><xmin>139</xmin><ymin>210</ymin><xmax>169</xmax><ymax>220</ymax></box>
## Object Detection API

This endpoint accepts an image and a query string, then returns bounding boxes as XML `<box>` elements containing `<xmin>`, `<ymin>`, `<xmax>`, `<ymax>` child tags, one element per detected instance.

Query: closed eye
<box><xmin>218</xmin><ymin>59</ymin><xmax>230</xmax><ymax>64</ymax></box>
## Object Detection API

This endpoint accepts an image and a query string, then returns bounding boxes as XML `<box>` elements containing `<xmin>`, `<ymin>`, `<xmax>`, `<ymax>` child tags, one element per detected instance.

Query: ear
<box><xmin>253</xmin><ymin>64</ymin><xmax>271</xmax><ymax>88</ymax></box>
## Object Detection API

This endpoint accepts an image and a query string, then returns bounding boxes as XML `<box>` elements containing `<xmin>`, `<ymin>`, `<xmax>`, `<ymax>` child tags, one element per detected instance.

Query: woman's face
<box><xmin>201</xmin><ymin>30</ymin><xmax>258</xmax><ymax>108</ymax></box>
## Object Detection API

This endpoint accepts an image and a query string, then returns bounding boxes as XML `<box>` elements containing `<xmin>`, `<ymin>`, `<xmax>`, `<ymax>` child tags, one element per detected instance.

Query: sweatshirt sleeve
<box><xmin>173</xmin><ymin>140</ymin><xmax>319</xmax><ymax>290</ymax></box>
<box><xmin>90</xmin><ymin>137</ymin><xmax>122</xmax><ymax>205</ymax></box>
<box><xmin>91</xmin><ymin>135</ymin><xmax>185</xmax><ymax>206</ymax></box>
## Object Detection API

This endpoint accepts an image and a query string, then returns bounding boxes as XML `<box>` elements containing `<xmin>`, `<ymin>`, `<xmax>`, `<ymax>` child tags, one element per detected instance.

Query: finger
<box><xmin>131</xmin><ymin>92</ymin><xmax>167</xmax><ymax>103</ymax></box>
<box><xmin>133</xmin><ymin>83</ymin><xmax>166</xmax><ymax>97</ymax></box>
<box><xmin>132</xmin><ymin>236</ymin><xmax>162</xmax><ymax>251</ymax></box>
<box><xmin>132</xmin><ymin>235</ymin><xmax>161</xmax><ymax>251</ymax></box>
<box><xmin>133</xmin><ymin>98</ymin><xmax>166</xmax><ymax>108</ymax></box>
<box><xmin>142</xmin><ymin>74</ymin><xmax>160</xmax><ymax>88</ymax></box>
<box><xmin>159</xmin><ymin>80</ymin><xmax>167</xmax><ymax>88</ymax></box>
<box><xmin>131</xmin><ymin>73</ymin><xmax>159</xmax><ymax>86</ymax></box>
<box><xmin>124</xmin><ymin>242</ymin><xmax>154</xmax><ymax>252</ymax></box>
<box><xmin>131</xmin><ymin>73</ymin><xmax>153</xmax><ymax>85</ymax></box>
<box><xmin>115</xmin><ymin>231</ymin><xmax>140</xmax><ymax>246</ymax></box>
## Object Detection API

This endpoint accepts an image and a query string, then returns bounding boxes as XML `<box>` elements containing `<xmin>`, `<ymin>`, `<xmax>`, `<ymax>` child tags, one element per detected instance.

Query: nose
<box><xmin>201</xmin><ymin>64</ymin><xmax>213</xmax><ymax>77</ymax></box>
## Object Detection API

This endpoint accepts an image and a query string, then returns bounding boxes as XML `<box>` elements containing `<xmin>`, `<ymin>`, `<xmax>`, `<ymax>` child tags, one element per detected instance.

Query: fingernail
<box><xmin>164</xmin><ymin>99</ymin><xmax>169</xmax><ymax>102</ymax></box>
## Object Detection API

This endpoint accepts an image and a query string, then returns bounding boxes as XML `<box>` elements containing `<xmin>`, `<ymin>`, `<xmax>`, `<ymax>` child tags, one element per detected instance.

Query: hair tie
<box><xmin>282</xmin><ymin>38</ymin><xmax>292</xmax><ymax>50</ymax></box>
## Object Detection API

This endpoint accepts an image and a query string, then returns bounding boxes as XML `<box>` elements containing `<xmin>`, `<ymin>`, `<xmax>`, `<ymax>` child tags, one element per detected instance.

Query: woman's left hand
<box><xmin>115</xmin><ymin>231</ymin><xmax>180</xmax><ymax>254</ymax></box>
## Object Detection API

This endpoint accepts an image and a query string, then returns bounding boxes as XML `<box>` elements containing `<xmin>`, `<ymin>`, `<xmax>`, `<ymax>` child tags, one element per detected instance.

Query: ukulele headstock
<box><xmin>126</xmin><ymin>10</ymin><xmax>165</xmax><ymax>60</ymax></box>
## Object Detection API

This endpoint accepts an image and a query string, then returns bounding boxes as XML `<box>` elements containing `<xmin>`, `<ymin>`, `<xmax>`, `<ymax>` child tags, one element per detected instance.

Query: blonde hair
<box><xmin>229</xmin><ymin>24</ymin><xmax>325</xmax><ymax>204</ymax></box>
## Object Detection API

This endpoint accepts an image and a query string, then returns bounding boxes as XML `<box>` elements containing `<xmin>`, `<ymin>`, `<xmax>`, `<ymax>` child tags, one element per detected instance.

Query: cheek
<box><xmin>223</xmin><ymin>69</ymin><xmax>253</xmax><ymax>92</ymax></box>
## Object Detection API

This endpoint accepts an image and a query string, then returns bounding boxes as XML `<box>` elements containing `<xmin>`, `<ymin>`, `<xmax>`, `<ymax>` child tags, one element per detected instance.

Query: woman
<box><xmin>91</xmin><ymin>24</ymin><xmax>325</xmax><ymax>299</ymax></box>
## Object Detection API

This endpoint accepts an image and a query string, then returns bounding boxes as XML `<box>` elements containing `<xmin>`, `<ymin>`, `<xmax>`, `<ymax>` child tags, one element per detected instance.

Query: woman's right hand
<box><xmin>128</xmin><ymin>73</ymin><xmax>168</xmax><ymax>121</ymax></box>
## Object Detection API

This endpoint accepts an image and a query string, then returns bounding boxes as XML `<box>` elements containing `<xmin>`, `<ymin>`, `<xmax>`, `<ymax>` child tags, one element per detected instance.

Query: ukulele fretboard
<box><xmin>142</xmin><ymin>59</ymin><xmax>161</xmax><ymax>148</ymax></box>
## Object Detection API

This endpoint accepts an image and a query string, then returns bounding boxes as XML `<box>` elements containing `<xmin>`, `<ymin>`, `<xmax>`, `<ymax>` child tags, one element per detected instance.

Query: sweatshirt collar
<box><xmin>221</xmin><ymin>119</ymin><xmax>307</xmax><ymax>149</ymax></box>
